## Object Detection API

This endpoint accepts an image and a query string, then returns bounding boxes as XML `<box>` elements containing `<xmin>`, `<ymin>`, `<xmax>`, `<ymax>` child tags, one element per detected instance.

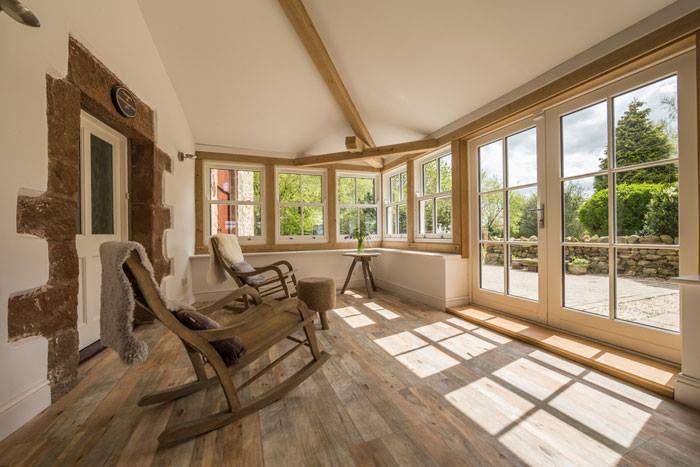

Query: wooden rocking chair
<box><xmin>210</xmin><ymin>235</ymin><xmax>298</xmax><ymax>299</ymax></box>
<box><xmin>123</xmin><ymin>251</ymin><xmax>329</xmax><ymax>446</ymax></box>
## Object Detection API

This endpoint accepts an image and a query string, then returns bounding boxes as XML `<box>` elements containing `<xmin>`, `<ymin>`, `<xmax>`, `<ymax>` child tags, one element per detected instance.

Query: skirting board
<box><xmin>0</xmin><ymin>381</ymin><xmax>50</xmax><ymax>441</ymax></box>
<box><xmin>375</xmin><ymin>278</ymin><xmax>468</xmax><ymax>310</ymax></box>
<box><xmin>675</xmin><ymin>373</ymin><xmax>700</xmax><ymax>409</ymax></box>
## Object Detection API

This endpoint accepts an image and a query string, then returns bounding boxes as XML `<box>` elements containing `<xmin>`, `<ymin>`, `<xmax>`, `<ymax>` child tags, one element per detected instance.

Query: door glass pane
<box><xmin>508</xmin><ymin>187</ymin><xmax>538</xmax><ymax>241</ymax></box>
<box><xmin>507</xmin><ymin>128</ymin><xmax>537</xmax><ymax>187</ymax></box>
<box><xmin>423</xmin><ymin>160</ymin><xmax>438</xmax><ymax>195</ymax></box>
<box><xmin>279</xmin><ymin>173</ymin><xmax>301</xmax><ymax>202</ymax></box>
<box><xmin>237</xmin><ymin>170</ymin><xmax>261</xmax><ymax>202</ymax></box>
<box><xmin>301</xmin><ymin>174</ymin><xmax>322</xmax><ymax>203</ymax></box>
<box><xmin>479</xmin><ymin>192</ymin><xmax>504</xmax><ymax>240</ymax></box>
<box><xmin>211</xmin><ymin>204</ymin><xmax>235</xmax><ymax>235</ymax></box>
<box><xmin>615</xmin><ymin>248</ymin><xmax>679</xmax><ymax>331</ymax></box>
<box><xmin>356</xmin><ymin>178</ymin><xmax>375</xmax><ymax>204</ymax></box>
<box><xmin>439</xmin><ymin>155</ymin><xmax>452</xmax><ymax>192</ymax></box>
<box><xmin>481</xmin><ymin>244</ymin><xmax>504</xmax><ymax>293</ymax></box>
<box><xmin>280</xmin><ymin>207</ymin><xmax>302</xmax><ymax>236</ymax></box>
<box><xmin>614</xmin><ymin>75</ymin><xmax>678</xmax><ymax>167</ymax></box>
<box><xmin>339</xmin><ymin>207</ymin><xmax>356</xmax><ymax>237</ymax></box>
<box><xmin>562</xmin><ymin>102</ymin><xmax>607</xmax><ymax>177</ymax></box>
<box><xmin>563</xmin><ymin>246</ymin><xmax>609</xmax><ymax>316</ymax></box>
<box><xmin>361</xmin><ymin>207</ymin><xmax>378</xmax><ymax>235</ymax></box>
<box><xmin>398</xmin><ymin>205</ymin><xmax>407</xmax><ymax>234</ymax></box>
<box><xmin>565</xmin><ymin>176</ymin><xmax>607</xmax><ymax>241</ymax></box>
<box><xmin>303</xmin><ymin>206</ymin><xmax>324</xmax><ymax>236</ymax></box>
<box><xmin>509</xmin><ymin>245</ymin><xmax>538</xmax><ymax>300</ymax></box>
<box><xmin>479</xmin><ymin>140</ymin><xmax>503</xmax><ymax>191</ymax></box>
<box><xmin>436</xmin><ymin>197</ymin><xmax>452</xmax><ymax>235</ymax></box>
<box><xmin>338</xmin><ymin>177</ymin><xmax>355</xmax><ymax>204</ymax></box>
<box><xmin>236</xmin><ymin>205</ymin><xmax>261</xmax><ymax>237</ymax></box>
<box><xmin>615</xmin><ymin>165</ymin><xmax>678</xmax><ymax>242</ymax></box>
<box><xmin>90</xmin><ymin>134</ymin><xmax>114</xmax><ymax>235</ymax></box>
<box><xmin>210</xmin><ymin>168</ymin><xmax>233</xmax><ymax>201</ymax></box>
<box><xmin>420</xmin><ymin>199</ymin><xmax>434</xmax><ymax>234</ymax></box>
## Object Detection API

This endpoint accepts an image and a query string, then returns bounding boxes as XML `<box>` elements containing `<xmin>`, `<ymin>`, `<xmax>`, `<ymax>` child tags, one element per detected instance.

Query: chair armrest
<box><xmin>196</xmin><ymin>285</ymin><xmax>261</xmax><ymax>314</ymax></box>
<box><xmin>267</xmin><ymin>260</ymin><xmax>294</xmax><ymax>273</ymax></box>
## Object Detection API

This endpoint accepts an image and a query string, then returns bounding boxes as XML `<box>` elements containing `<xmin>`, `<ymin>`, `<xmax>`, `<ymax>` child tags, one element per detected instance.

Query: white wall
<box><xmin>0</xmin><ymin>0</ymin><xmax>194</xmax><ymax>440</ymax></box>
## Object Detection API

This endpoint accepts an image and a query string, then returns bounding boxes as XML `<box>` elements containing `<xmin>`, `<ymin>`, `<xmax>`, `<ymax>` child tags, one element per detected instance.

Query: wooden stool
<box><xmin>297</xmin><ymin>277</ymin><xmax>336</xmax><ymax>330</ymax></box>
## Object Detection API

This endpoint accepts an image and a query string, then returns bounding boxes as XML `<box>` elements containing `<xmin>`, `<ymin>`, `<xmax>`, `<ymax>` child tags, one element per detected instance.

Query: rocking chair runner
<box><xmin>210</xmin><ymin>235</ymin><xmax>298</xmax><ymax>299</ymax></box>
<box><xmin>123</xmin><ymin>251</ymin><xmax>329</xmax><ymax>446</ymax></box>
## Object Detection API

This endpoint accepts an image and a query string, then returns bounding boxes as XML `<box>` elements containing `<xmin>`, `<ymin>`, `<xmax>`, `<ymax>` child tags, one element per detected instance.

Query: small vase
<box><xmin>356</xmin><ymin>237</ymin><xmax>364</xmax><ymax>252</ymax></box>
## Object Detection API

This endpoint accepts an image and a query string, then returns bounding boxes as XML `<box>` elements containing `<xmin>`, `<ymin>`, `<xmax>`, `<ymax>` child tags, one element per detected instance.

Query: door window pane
<box><xmin>480</xmin><ymin>192</ymin><xmax>504</xmax><ymax>240</ymax></box>
<box><xmin>439</xmin><ymin>155</ymin><xmax>452</xmax><ymax>192</ymax></box>
<box><xmin>481</xmin><ymin>244</ymin><xmax>504</xmax><ymax>293</ymax></box>
<box><xmin>280</xmin><ymin>207</ymin><xmax>302</xmax><ymax>236</ymax></box>
<box><xmin>508</xmin><ymin>186</ymin><xmax>538</xmax><ymax>241</ymax></box>
<box><xmin>301</xmin><ymin>174</ymin><xmax>322</xmax><ymax>203</ymax></box>
<box><xmin>562</xmin><ymin>102</ymin><xmax>607</xmax><ymax>177</ymax></box>
<box><xmin>614</xmin><ymin>75</ymin><xmax>678</xmax><ymax>167</ymax></box>
<box><xmin>509</xmin><ymin>245</ymin><xmax>538</xmax><ymax>300</ymax></box>
<box><xmin>507</xmin><ymin>128</ymin><xmax>537</xmax><ymax>187</ymax></box>
<box><xmin>565</xmin><ymin>176</ymin><xmax>607</xmax><ymax>241</ymax></box>
<box><xmin>563</xmin><ymin>246</ymin><xmax>609</xmax><ymax>316</ymax></box>
<box><xmin>90</xmin><ymin>134</ymin><xmax>114</xmax><ymax>235</ymax></box>
<box><xmin>436</xmin><ymin>197</ymin><xmax>452</xmax><ymax>234</ymax></box>
<box><xmin>479</xmin><ymin>140</ymin><xmax>503</xmax><ymax>191</ymax></box>
<box><xmin>423</xmin><ymin>159</ymin><xmax>438</xmax><ymax>195</ymax></box>
<box><xmin>615</xmin><ymin>248</ymin><xmax>679</xmax><ymax>331</ymax></box>
<box><xmin>303</xmin><ymin>206</ymin><xmax>324</xmax><ymax>236</ymax></box>
<box><xmin>420</xmin><ymin>199</ymin><xmax>434</xmax><ymax>234</ymax></box>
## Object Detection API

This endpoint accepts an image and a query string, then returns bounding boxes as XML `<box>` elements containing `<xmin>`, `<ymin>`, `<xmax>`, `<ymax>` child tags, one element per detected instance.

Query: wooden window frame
<box><xmin>415</xmin><ymin>150</ymin><xmax>453</xmax><ymax>242</ymax></box>
<box><xmin>336</xmin><ymin>170</ymin><xmax>381</xmax><ymax>243</ymax></box>
<box><xmin>275</xmin><ymin>166</ymin><xmax>329</xmax><ymax>244</ymax></box>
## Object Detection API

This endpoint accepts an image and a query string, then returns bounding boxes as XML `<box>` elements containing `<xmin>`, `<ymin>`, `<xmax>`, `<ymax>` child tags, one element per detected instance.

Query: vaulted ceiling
<box><xmin>138</xmin><ymin>0</ymin><xmax>677</xmax><ymax>157</ymax></box>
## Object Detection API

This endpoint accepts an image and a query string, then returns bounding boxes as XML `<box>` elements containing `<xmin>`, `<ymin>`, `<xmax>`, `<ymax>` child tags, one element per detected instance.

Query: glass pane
<box><xmin>614</xmin><ymin>75</ymin><xmax>678</xmax><ymax>167</ymax></box>
<box><xmin>479</xmin><ymin>140</ymin><xmax>503</xmax><ymax>191</ymax></box>
<box><xmin>564</xmin><ymin>176</ymin><xmax>607</xmax><ymax>241</ymax></box>
<box><xmin>361</xmin><ymin>207</ymin><xmax>378</xmax><ymax>235</ymax></box>
<box><xmin>385</xmin><ymin>205</ymin><xmax>396</xmax><ymax>235</ymax></box>
<box><xmin>237</xmin><ymin>170</ymin><xmax>260</xmax><ymax>202</ymax></box>
<box><xmin>338</xmin><ymin>176</ymin><xmax>355</xmax><ymax>204</ymax></box>
<box><xmin>615</xmin><ymin>247</ymin><xmax>679</xmax><ymax>331</ymax></box>
<box><xmin>507</xmin><ymin>128</ymin><xmax>537</xmax><ymax>187</ymax></box>
<box><xmin>481</xmin><ymin>244</ymin><xmax>504</xmax><ymax>293</ymax></box>
<box><xmin>90</xmin><ymin>134</ymin><xmax>114</xmax><ymax>234</ymax></box>
<box><xmin>356</xmin><ymin>178</ymin><xmax>375</xmax><ymax>204</ymax></box>
<box><xmin>400</xmin><ymin>172</ymin><xmax>407</xmax><ymax>200</ymax></box>
<box><xmin>508</xmin><ymin>186</ymin><xmax>538</xmax><ymax>241</ymax></box>
<box><xmin>479</xmin><ymin>192</ymin><xmax>504</xmax><ymax>240</ymax></box>
<box><xmin>280</xmin><ymin>207</ymin><xmax>301</xmax><ymax>236</ymax></box>
<box><xmin>279</xmin><ymin>173</ymin><xmax>301</xmax><ymax>202</ymax></box>
<box><xmin>390</xmin><ymin>175</ymin><xmax>401</xmax><ymax>203</ymax></box>
<box><xmin>439</xmin><ymin>155</ymin><xmax>452</xmax><ymax>192</ymax></box>
<box><xmin>562</xmin><ymin>102</ymin><xmax>607</xmax><ymax>177</ymax></box>
<box><xmin>236</xmin><ymin>204</ymin><xmax>261</xmax><ymax>237</ymax></box>
<box><xmin>398</xmin><ymin>205</ymin><xmax>407</xmax><ymax>234</ymax></box>
<box><xmin>509</xmin><ymin>244</ymin><xmax>538</xmax><ymax>300</ymax></box>
<box><xmin>423</xmin><ymin>159</ymin><xmax>438</xmax><ymax>195</ymax></box>
<box><xmin>211</xmin><ymin>204</ymin><xmax>235</xmax><ymax>235</ymax></box>
<box><xmin>301</xmin><ymin>174</ymin><xmax>322</xmax><ymax>203</ymax></box>
<box><xmin>339</xmin><ymin>207</ymin><xmax>356</xmax><ymax>238</ymax></box>
<box><xmin>210</xmin><ymin>168</ymin><xmax>233</xmax><ymax>201</ymax></box>
<box><xmin>420</xmin><ymin>199</ymin><xmax>434</xmax><ymax>234</ymax></box>
<box><xmin>303</xmin><ymin>206</ymin><xmax>324</xmax><ymax>236</ymax></box>
<box><xmin>563</xmin><ymin>246</ymin><xmax>609</xmax><ymax>316</ymax></box>
<box><xmin>615</xmin><ymin>165</ymin><xmax>677</xmax><ymax>242</ymax></box>
<box><xmin>436</xmin><ymin>197</ymin><xmax>452</xmax><ymax>235</ymax></box>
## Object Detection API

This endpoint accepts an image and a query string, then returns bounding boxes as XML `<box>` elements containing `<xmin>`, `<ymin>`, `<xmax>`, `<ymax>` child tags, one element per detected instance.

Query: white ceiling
<box><xmin>138</xmin><ymin>0</ymin><xmax>677</xmax><ymax>156</ymax></box>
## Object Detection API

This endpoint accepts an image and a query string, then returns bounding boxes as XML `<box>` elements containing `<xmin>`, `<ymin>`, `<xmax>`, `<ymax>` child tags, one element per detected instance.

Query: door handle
<box><xmin>528</xmin><ymin>204</ymin><xmax>545</xmax><ymax>228</ymax></box>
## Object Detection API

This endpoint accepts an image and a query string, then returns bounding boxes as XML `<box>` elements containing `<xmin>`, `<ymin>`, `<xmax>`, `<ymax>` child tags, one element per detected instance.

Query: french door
<box><xmin>470</xmin><ymin>51</ymin><xmax>698</xmax><ymax>362</ymax></box>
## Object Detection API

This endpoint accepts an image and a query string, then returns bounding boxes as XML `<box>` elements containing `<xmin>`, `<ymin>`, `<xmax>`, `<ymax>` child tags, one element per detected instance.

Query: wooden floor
<box><xmin>2</xmin><ymin>290</ymin><xmax>700</xmax><ymax>466</ymax></box>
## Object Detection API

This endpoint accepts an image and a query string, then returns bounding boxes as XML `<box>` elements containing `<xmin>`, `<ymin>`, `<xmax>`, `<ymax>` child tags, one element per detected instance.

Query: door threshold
<box><xmin>447</xmin><ymin>305</ymin><xmax>678</xmax><ymax>399</ymax></box>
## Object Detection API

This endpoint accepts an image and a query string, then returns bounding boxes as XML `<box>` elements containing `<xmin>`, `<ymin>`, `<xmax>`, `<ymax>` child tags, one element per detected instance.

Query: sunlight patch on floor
<box><xmin>473</xmin><ymin>327</ymin><xmax>512</xmax><ymax>345</ymax></box>
<box><xmin>363</xmin><ymin>301</ymin><xmax>400</xmax><ymax>320</ymax></box>
<box><xmin>333</xmin><ymin>306</ymin><xmax>362</xmax><ymax>318</ymax></box>
<box><xmin>582</xmin><ymin>372</ymin><xmax>662</xmax><ymax>409</ymax></box>
<box><xmin>374</xmin><ymin>332</ymin><xmax>429</xmax><ymax>356</ymax></box>
<box><xmin>438</xmin><ymin>332</ymin><xmax>496</xmax><ymax>360</ymax></box>
<box><xmin>414</xmin><ymin>322</ymin><xmax>463</xmax><ymax>342</ymax></box>
<box><xmin>343</xmin><ymin>290</ymin><xmax>364</xmax><ymax>299</ymax></box>
<box><xmin>446</xmin><ymin>317</ymin><xmax>479</xmax><ymax>331</ymax></box>
<box><xmin>344</xmin><ymin>314</ymin><xmax>376</xmax><ymax>328</ymax></box>
<box><xmin>528</xmin><ymin>349</ymin><xmax>586</xmax><ymax>376</ymax></box>
<box><xmin>395</xmin><ymin>346</ymin><xmax>459</xmax><ymax>378</ymax></box>
<box><xmin>493</xmin><ymin>358</ymin><xmax>571</xmax><ymax>401</ymax></box>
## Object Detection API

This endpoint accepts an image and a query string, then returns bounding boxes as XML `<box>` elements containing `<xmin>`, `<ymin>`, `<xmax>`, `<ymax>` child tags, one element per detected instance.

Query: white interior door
<box><xmin>76</xmin><ymin>112</ymin><xmax>128</xmax><ymax>350</ymax></box>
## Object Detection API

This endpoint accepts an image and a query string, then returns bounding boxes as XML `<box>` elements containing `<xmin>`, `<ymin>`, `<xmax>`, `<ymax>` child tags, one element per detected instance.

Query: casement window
<box><xmin>276</xmin><ymin>168</ymin><xmax>327</xmax><ymax>243</ymax></box>
<box><xmin>204</xmin><ymin>161</ymin><xmax>264</xmax><ymax>243</ymax></box>
<box><xmin>337</xmin><ymin>172</ymin><xmax>380</xmax><ymax>241</ymax></box>
<box><xmin>416</xmin><ymin>151</ymin><xmax>453</xmax><ymax>240</ymax></box>
<box><xmin>383</xmin><ymin>166</ymin><xmax>408</xmax><ymax>239</ymax></box>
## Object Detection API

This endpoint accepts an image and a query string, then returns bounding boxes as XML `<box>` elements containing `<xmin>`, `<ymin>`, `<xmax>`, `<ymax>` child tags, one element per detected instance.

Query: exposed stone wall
<box><xmin>484</xmin><ymin>236</ymin><xmax>679</xmax><ymax>278</ymax></box>
<box><xmin>7</xmin><ymin>38</ymin><xmax>173</xmax><ymax>401</ymax></box>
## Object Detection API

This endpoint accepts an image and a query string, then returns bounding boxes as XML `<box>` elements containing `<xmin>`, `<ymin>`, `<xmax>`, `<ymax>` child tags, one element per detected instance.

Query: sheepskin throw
<box><xmin>207</xmin><ymin>233</ymin><xmax>244</xmax><ymax>284</ymax></box>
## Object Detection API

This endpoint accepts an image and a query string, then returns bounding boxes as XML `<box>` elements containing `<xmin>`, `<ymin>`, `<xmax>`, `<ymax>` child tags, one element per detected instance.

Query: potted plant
<box><xmin>567</xmin><ymin>257</ymin><xmax>590</xmax><ymax>275</ymax></box>
<box><xmin>353</xmin><ymin>226</ymin><xmax>369</xmax><ymax>252</ymax></box>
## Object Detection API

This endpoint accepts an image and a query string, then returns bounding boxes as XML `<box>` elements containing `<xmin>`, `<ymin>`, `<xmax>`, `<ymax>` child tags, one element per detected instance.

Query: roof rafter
<box><xmin>293</xmin><ymin>138</ymin><xmax>439</xmax><ymax>167</ymax></box>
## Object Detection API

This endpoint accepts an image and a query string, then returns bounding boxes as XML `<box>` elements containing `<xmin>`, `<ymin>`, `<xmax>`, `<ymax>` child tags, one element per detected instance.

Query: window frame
<box><xmin>415</xmin><ymin>149</ymin><xmax>453</xmax><ymax>242</ymax></box>
<box><xmin>382</xmin><ymin>165</ymin><xmax>408</xmax><ymax>240</ymax></box>
<box><xmin>202</xmin><ymin>160</ymin><xmax>265</xmax><ymax>245</ymax></box>
<box><xmin>275</xmin><ymin>166</ymin><xmax>328</xmax><ymax>244</ymax></box>
<box><xmin>336</xmin><ymin>170</ymin><xmax>381</xmax><ymax>243</ymax></box>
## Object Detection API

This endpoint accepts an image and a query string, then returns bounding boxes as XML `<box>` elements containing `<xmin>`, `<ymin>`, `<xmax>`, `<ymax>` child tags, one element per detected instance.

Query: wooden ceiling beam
<box><xmin>279</xmin><ymin>0</ymin><xmax>376</xmax><ymax>150</ymax></box>
<box><xmin>294</xmin><ymin>138</ymin><xmax>439</xmax><ymax>166</ymax></box>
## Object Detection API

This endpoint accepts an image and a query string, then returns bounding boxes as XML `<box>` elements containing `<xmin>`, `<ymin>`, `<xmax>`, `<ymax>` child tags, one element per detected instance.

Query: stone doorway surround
<box><xmin>8</xmin><ymin>37</ymin><xmax>173</xmax><ymax>400</ymax></box>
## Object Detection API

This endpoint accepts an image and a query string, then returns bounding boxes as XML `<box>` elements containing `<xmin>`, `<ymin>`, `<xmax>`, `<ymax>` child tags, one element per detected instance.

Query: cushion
<box><xmin>172</xmin><ymin>309</ymin><xmax>246</xmax><ymax>366</ymax></box>
<box><xmin>212</xmin><ymin>233</ymin><xmax>244</xmax><ymax>265</ymax></box>
<box><xmin>233</xmin><ymin>261</ymin><xmax>266</xmax><ymax>286</ymax></box>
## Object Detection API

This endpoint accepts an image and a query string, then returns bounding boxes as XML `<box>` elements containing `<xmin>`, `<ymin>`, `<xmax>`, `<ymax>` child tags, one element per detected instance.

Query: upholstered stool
<box><xmin>297</xmin><ymin>277</ymin><xmax>336</xmax><ymax>330</ymax></box>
